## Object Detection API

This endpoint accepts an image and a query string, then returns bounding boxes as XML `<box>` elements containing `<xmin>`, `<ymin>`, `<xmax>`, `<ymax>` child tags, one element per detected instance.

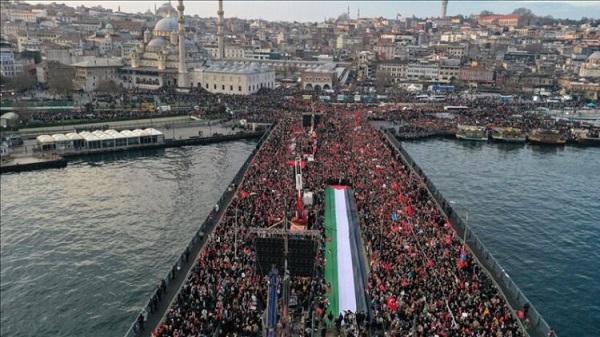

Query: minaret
<box><xmin>441</xmin><ymin>0</ymin><xmax>448</xmax><ymax>19</ymax></box>
<box><xmin>217</xmin><ymin>0</ymin><xmax>225</xmax><ymax>60</ymax></box>
<box><xmin>177</xmin><ymin>0</ymin><xmax>188</xmax><ymax>87</ymax></box>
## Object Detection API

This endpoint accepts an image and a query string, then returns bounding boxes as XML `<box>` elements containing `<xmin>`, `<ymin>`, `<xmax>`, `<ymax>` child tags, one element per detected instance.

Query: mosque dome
<box><xmin>105</xmin><ymin>23</ymin><xmax>113</xmax><ymax>30</ymax></box>
<box><xmin>147</xmin><ymin>37</ymin><xmax>169</xmax><ymax>50</ymax></box>
<box><xmin>184</xmin><ymin>39</ymin><xmax>197</xmax><ymax>50</ymax></box>
<box><xmin>156</xmin><ymin>2</ymin><xmax>176</xmax><ymax>18</ymax></box>
<box><xmin>154</xmin><ymin>16</ymin><xmax>178</xmax><ymax>33</ymax></box>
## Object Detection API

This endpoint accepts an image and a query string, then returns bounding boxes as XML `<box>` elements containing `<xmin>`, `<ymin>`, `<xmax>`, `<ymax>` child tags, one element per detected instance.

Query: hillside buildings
<box><xmin>0</xmin><ymin>0</ymin><xmax>598</xmax><ymax>99</ymax></box>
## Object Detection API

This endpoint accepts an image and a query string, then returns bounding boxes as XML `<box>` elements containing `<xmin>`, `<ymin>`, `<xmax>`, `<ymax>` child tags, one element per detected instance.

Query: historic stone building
<box><xmin>579</xmin><ymin>51</ymin><xmax>600</xmax><ymax>78</ymax></box>
<box><xmin>119</xmin><ymin>1</ymin><xmax>274</xmax><ymax>95</ymax></box>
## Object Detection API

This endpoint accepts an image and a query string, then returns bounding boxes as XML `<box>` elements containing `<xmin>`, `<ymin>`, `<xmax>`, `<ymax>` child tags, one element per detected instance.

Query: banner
<box><xmin>324</xmin><ymin>186</ymin><xmax>370</xmax><ymax>316</ymax></box>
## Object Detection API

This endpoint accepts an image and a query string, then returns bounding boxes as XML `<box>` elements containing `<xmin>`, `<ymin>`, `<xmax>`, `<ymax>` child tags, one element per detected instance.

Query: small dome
<box><xmin>105</xmin><ymin>23</ymin><xmax>113</xmax><ymax>30</ymax></box>
<box><xmin>184</xmin><ymin>39</ymin><xmax>196</xmax><ymax>49</ymax></box>
<box><xmin>154</xmin><ymin>16</ymin><xmax>178</xmax><ymax>33</ymax></box>
<box><xmin>1</xmin><ymin>112</ymin><xmax>20</xmax><ymax>121</ymax></box>
<box><xmin>157</xmin><ymin>2</ymin><xmax>176</xmax><ymax>18</ymax></box>
<box><xmin>147</xmin><ymin>37</ymin><xmax>168</xmax><ymax>49</ymax></box>
<box><xmin>588</xmin><ymin>51</ymin><xmax>600</xmax><ymax>62</ymax></box>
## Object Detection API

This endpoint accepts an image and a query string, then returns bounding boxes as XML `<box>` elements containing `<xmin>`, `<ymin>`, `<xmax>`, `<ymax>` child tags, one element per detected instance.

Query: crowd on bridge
<box><xmin>150</xmin><ymin>101</ymin><xmax>526</xmax><ymax>337</ymax></box>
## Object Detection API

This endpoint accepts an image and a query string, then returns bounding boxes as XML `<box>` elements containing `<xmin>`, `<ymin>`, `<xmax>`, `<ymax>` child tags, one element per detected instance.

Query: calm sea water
<box><xmin>0</xmin><ymin>141</ymin><xmax>256</xmax><ymax>337</ymax></box>
<box><xmin>401</xmin><ymin>139</ymin><xmax>600</xmax><ymax>337</ymax></box>
<box><xmin>2</xmin><ymin>138</ymin><xmax>598</xmax><ymax>337</ymax></box>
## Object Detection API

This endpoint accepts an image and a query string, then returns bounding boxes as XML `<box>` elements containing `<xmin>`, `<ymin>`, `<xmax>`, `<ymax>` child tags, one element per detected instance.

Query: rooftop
<box><xmin>71</xmin><ymin>58</ymin><xmax>123</xmax><ymax>67</ymax></box>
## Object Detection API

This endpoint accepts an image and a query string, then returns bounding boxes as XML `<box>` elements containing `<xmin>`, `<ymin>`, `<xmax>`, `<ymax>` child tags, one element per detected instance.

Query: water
<box><xmin>0</xmin><ymin>141</ymin><xmax>257</xmax><ymax>337</ymax></box>
<box><xmin>2</xmin><ymin>138</ymin><xmax>599</xmax><ymax>337</ymax></box>
<box><xmin>401</xmin><ymin>139</ymin><xmax>600</xmax><ymax>337</ymax></box>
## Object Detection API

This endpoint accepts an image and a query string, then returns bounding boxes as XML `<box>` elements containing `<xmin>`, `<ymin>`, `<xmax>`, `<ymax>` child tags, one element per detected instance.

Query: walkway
<box><xmin>132</xmin><ymin>185</ymin><xmax>237</xmax><ymax>337</ymax></box>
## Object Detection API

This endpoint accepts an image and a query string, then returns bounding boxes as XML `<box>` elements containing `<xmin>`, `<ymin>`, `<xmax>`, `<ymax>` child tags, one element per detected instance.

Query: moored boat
<box><xmin>527</xmin><ymin>129</ymin><xmax>566</xmax><ymax>145</ymax></box>
<box><xmin>575</xmin><ymin>129</ymin><xmax>600</xmax><ymax>147</ymax></box>
<box><xmin>456</xmin><ymin>125</ymin><xmax>487</xmax><ymax>141</ymax></box>
<box><xmin>491</xmin><ymin>127</ymin><xmax>526</xmax><ymax>143</ymax></box>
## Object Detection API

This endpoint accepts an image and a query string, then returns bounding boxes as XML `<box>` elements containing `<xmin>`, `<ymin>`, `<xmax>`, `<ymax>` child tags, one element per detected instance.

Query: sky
<box><xmin>28</xmin><ymin>1</ymin><xmax>600</xmax><ymax>22</ymax></box>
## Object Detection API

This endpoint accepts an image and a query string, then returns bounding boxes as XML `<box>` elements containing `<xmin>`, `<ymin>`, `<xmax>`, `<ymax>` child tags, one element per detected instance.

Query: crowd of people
<box><xmin>372</xmin><ymin>95</ymin><xmax>594</xmax><ymax>139</ymax></box>
<box><xmin>150</xmin><ymin>97</ymin><xmax>528</xmax><ymax>337</ymax></box>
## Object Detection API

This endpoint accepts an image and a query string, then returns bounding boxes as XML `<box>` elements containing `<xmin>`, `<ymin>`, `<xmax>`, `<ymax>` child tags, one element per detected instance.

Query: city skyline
<box><xmin>27</xmin><ymin>1</ymin><xmax>600</xmax><ymax>22</ymax></box>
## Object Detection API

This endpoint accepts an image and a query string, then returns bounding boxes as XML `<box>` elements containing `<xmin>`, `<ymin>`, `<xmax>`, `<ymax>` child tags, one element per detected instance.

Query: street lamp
<box><xmin>449</xmin><ymin>200</ymin><xmax>469</xmax><ymax>249</ymax></box>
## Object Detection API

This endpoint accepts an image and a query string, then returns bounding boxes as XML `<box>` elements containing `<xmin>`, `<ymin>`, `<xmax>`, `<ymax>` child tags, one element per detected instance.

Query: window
<box><xmin>239</xmin><ymin>86</ymin><xmax>242</xmax><ymax>91</ymax></box>
<box><xmin>230</xmin><ymin>85</ymin><xmax>233</xmax><ymax>91</ymax></box>
<box><xmin>222</xmin><ymin>85</ymin><xmax>225</xmax><ymax>90</ymax></box>
<box><xmin>214</xmin><ymin>84</ymin><xmax>217</xmax><ymax>89</ymax></box>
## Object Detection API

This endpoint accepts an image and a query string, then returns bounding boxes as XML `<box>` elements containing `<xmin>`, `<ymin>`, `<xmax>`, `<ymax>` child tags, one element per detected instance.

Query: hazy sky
<box><xmin>29</xmin><ymin>1</ymin><xmax>600</xmax><ymax>21</ymax></box>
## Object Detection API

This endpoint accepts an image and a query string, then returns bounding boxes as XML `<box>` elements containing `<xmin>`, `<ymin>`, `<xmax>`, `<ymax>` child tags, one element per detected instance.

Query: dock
<box><xmin>0</xmin><ymin>153</ymin><xmax>66</xmax><ymax>174</ymax></box>
<box><xmin>1</xmin><ymin>119</ymin><xmax>268</xmax><ymax>174</ymax></box>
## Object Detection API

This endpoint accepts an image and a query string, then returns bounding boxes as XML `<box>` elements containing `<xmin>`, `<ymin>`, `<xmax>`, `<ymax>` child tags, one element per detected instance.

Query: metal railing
<box><xmin>382</xmin><ymin>130</ymin><xmax>554</xmax><ymax>337</ymax></box>
<box><xmin>122</xmin><ymin>122</ymin><xmax>277</xmax><ymax>337</ymax></box>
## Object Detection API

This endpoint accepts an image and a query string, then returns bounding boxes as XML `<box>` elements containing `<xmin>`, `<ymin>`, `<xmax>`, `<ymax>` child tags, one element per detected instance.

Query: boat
<box><xmin>527</xmin><ymin>129</ymin><xmax>566</xmax><ymax>145</ymax></box>
<box><xmin>491</xmin><ymin>127</ymin><xmax>526</xmax><ymax>143</ymax></box>
<box><xmin>575</xmin><ymin>129</ymin><xmax>600</xmax><ymax>147</ymax></box>
<box><xmin>455</xmin><ymin>125</ymin><xmax>487</xmax><ymax>141</ymax></box>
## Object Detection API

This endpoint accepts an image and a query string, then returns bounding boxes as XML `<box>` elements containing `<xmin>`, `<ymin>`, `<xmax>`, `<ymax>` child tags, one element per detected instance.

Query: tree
<box><xmin>539</xmin><ymin>15</ymin><xmax>555</xmax><ymax>26</ymax></box>
<box><xmin>480</xmin><ymin>10</ymin><xmax>494</xmax><ymax>16</ymax></box>
<box><xmin>450</xmin><ymin>76</ymin><xmax>466</xmax><ymax>90</ymax></box>
<box><xmin>512</xmin><ymin>8</ymin><xmax>534</xmax><ymax>16</ymax></box>
<box><xmin>512</xmin><ymin>7</ymin><xmax>535</xmax><ymax>25</ymax></box>
<box><xmin>375</xmin><ymin>70</ymin><xmax>392</xmax><ymax>92</ymax></box>
<box><xmin>7</xmin><ymin>73</ymin><xmax>37</xmax><ymax>93</ymax></box>
<box><xmin>13</xmin><ymin>100</ymin><xmax>33</xmax><ymax>122</ymax></box>
<box><xmin>95</xmin><ymin>80</ymin><xmax>123</xmax><ymax>94</ymax></box>
<box><xmin>47</xmin><ymin>64</ymin><xmax>75</xmax><ymax>97</ymax></box>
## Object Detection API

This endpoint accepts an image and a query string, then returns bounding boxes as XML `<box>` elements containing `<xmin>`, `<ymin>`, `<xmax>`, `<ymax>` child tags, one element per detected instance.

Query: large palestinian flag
<box><xmin>324</xmin><ymin>185</ymin><xmax>370</xmax><ymax>316</ymax></box>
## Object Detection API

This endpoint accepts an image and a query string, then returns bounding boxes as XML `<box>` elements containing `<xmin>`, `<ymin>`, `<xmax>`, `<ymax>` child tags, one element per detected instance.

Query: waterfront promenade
<box><xmin>0</xmin><ymin>117</ymin><xmax>264</xmax><ymax>174</ymax></box>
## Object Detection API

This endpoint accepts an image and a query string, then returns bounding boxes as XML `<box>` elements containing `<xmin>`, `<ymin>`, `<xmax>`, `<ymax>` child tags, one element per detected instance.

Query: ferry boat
<box><xmin>490</xmin><ymin>127</ymin><xmax>526</xmax><ymax>143</ymax></box>
<box><xmin>527</xmin><ymin>129</ymin><xmax>566</xmax><ymax>145</ymax></box>
<box><xmin>456</xmin><ymin>125</ymin><xmax>487</xmax><ymax>141</ymax></box>
<box><xmin>574</xmin><ymin>129</ymin><xmax>600</xmax><ymax>147</ymax></box>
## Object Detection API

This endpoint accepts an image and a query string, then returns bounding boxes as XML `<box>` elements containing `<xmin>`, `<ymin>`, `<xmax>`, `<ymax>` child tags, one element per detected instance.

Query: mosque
<box><xmin>579</xmin><ymin>51</ymin><xmax>600</xmax><ymax>79</ymax></box>
<box><xmin>120</xmin><ymin>0</ymin><xmax>275</xmax><ymax>95</ymax></box>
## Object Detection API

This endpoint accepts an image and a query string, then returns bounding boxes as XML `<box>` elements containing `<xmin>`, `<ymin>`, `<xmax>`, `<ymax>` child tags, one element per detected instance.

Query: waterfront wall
<box><xmin>0</xmin><ymin>156</ymin><xmax>67</xmax><ymax>174</ymax></box>
<box><xmin>382</xmin><ymin>130</ymin><xmax>555</xmax><ymax>337</ymax></box>
<box><xmin>123</xmin><ymin>123</ymin><xmax>277</xmax><ymax>337</ymax></box>
<box><xmin>1</xmin><ymin>132</ymin><xmax>265</xmax><ymax>175</ymax></box>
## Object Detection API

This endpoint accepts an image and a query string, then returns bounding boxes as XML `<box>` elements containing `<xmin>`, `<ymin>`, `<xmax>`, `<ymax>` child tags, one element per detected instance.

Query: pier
<box><xmin>1</xmin><ymin>118</ymin><xmax>268</xmax><ymax>174</ymax></box>
<box><xmin>0</xmin><ymin>153</ymin><xmax>67</xmax><ymax>174</ymax></box>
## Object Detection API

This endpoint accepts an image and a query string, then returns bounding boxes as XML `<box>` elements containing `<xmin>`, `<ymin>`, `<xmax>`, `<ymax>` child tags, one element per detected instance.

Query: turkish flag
<box><xmin>406</xmin><ymin>205</ymin><xmax>414</xmax><ymax>217</ymax></box>
<box><xmin>287</xmin><ymin>160</ymin><xmax>306</xmax><ymax>168</ymax></box>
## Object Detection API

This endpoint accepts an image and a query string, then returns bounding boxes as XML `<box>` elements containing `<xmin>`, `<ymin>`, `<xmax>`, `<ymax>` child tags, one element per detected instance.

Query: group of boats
<box><xmin>455</xmin><ymin>125</ymin><xmax>600</xmax><ymax>146</ymax></box>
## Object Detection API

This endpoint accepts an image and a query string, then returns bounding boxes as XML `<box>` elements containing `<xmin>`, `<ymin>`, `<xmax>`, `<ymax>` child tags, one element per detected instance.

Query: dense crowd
<box><xmin>151</xmin><ymin>99</ymin><xmax>527</xmax><ymax>337</ymax></box>
<box><xmin>372</xmin><ymin>95</ymin><xmax>594</xmax><ymax>138</ymax></box>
